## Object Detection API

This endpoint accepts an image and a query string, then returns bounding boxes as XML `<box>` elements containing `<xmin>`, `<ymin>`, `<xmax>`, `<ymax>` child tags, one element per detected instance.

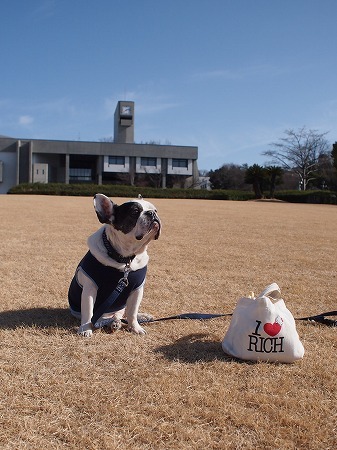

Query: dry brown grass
<box><xmin>0</xmin><ymin>195</ymin><xmax>336</xmax><ymax>449</ymax></box>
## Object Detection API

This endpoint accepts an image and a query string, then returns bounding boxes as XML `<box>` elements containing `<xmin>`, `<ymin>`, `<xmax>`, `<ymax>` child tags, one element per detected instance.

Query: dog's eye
<box><xmin>131</xmin><ymin>208</ymin><xmax>141</xmax><ymax>217</ymax></box>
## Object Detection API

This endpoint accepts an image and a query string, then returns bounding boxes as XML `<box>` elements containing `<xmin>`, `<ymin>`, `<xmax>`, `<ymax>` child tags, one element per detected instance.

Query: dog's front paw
<box><xmin>78</xmin><ymin>322</ymin><xmax>93</xmax><ymax>337</ymax></box>
<box><xmin>127</xmin><ymin>323</ymin><xmax>147</xmax><ymax>335</ymax></box>
<box><xmin>79</xmin><ymin>329</ymin><xmax>93</xmax><ymax>338</ymax></box>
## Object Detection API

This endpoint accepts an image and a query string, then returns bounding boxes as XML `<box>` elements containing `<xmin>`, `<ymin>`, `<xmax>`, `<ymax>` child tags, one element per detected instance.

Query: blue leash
<box><xmin>125</xmin><ymin>310</ymin><xmax>337</xmax><ymax>327</ymax></box>
<box><xmin>90</xmin><ymin>260</ymin><xmax>337</xmax><ymax>328</ymax></box>
<box><xmin>91</xmin><ymin>263</ymin><xmax>131</xmax><ymax>327</ymax></box>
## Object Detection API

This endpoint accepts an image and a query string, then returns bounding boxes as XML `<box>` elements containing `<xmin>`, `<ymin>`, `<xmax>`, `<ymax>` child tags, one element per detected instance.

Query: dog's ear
<box><xmin>93</xmin><ymin>194</ymin><xmax>116</xmax><ymax>224</ymax></box>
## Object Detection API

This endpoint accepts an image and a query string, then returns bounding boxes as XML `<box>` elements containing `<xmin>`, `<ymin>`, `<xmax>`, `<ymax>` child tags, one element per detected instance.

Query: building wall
<box><xmin>18</xmin><ymin>142</ymin><xmax>31</xmax><ymax>184</ymax></box>
<box><xmin>28</xmin><ymin>139</ymin><xmax>197</xmax><ymax>160</ymax></box>
<box><xmin>0</xmin><ymin>152</ymin><xmax>17</xmax><ymax>194</ymax></box>
<box><xmin>103</xmin><ymin>156</ymin><xmax>130</xmax><ymax>173</ymax></box>
<box><xmin>114</xmin><ymin>101</ymin><xmax>135</xmax><ymax>144</ymax></box>
<box><xmin>136</xmin><ymin>157</ymin><xmax>162</xmax><ymax>174</ymax></box>
<box><xmin>167</xmin><ymin>158</ymin><xmax>193</xmax><ymax>176</ymax></box>
<box><xmin>33</xmin><ymin>153</ymin><xmax>67</xmax><ymax>183</ymax></box>
<box><xmin>0</xmin><ymin>133</ymin><xmax>198</xmax><ymax>191</ymax></box>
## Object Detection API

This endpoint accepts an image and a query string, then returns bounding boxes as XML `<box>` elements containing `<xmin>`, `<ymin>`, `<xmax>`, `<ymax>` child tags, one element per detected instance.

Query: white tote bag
<box><xmin>222</xmin><ymin>283</ymin><xmax>305</xmax><ymax>363</ymax></box>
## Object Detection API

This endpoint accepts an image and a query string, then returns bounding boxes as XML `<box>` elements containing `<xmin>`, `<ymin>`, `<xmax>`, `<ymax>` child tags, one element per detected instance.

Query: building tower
<box><xmin>114</xmin><ymin>101</ymin><xmax>135</xmax><ymax>143</ymax></box>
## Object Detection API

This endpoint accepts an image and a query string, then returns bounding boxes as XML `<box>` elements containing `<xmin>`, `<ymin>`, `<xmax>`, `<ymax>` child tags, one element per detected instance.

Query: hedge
<box><xmin>7</xmin><ymin>183</ymin><xmax>254</xmax><ymax>201</ymax></box>
<box><xmin>273</xmin><ymin>190</ymin><xmax>337</xmax><ymax>204</ymax></box>
<box><xmin>7</xmin><ymin>183</ymin><xmax>337</xmax><ymax>204</ymax></box>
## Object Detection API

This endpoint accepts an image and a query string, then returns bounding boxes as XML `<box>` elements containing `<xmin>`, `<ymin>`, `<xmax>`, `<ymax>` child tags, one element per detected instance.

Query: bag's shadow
<box><xmin>0</xmin><ymin>307</ymin><xmax>78</xmax><ymax>330</ymax></box>
<box><xmin>154</xmin><ymin>332</ymin><xmax>235</xmax><ymax>363</ymax></box>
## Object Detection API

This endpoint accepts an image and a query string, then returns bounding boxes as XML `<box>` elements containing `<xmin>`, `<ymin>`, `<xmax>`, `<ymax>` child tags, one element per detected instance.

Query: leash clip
<box><xmin>120</xmin><ymin>262</ymin><xmax>131</xmax><ymax>286</ymax></box>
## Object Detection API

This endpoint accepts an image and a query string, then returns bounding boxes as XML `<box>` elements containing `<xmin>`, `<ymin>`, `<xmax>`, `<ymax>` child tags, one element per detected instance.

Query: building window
<box><xmin>69</xmin><ymin>168</ymin><xmax>92</xmax><ymax>181</ymax></box>
<box><xmin>141</xmin><ymin>157</ymin><xmax>157</xmax><ymax>167</ymax></box>
<box><xmin>108</xmin><ymin>156</ymin><xmax>125</xmax><ymax>165</ymax></box>
<box><xmin>172</xmin><ymin>158</ymin><xmax>188</xmax><ymax>168</ymax></box>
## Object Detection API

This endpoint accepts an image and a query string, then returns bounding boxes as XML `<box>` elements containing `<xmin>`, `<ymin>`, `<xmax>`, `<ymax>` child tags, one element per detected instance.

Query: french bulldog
<box><xmin>68</xmin><ymin>193</ymin><xmax>161</xmax><ymax>337</ymax></box>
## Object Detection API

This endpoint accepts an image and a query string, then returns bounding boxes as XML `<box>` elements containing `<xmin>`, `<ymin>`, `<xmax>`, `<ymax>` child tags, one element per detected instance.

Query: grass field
<box><xmin>0</xmin><ymin>195</ymin><xmax>336</xmax><ymax>449</ymax></box>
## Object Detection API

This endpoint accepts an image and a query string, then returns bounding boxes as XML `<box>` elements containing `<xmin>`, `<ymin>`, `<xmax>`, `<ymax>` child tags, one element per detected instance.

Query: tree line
<box><xmin>208</xmin><ymin>127</ymin><xmax>337</xmax><ymax>198</ymax></box>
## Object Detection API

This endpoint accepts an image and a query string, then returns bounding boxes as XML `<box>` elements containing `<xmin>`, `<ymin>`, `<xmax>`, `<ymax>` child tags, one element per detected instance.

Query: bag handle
<box><xmin>257</xmin><ymin>282</ymin><xmax>282</xmax><ymax>300</ymax></box>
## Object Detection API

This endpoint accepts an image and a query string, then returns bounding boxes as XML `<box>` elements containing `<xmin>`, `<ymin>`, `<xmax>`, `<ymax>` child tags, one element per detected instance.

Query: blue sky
<box><xmin>1</xmin><ymin>0</ymin><xmax>337</xmax><ymax>171</ymax></box>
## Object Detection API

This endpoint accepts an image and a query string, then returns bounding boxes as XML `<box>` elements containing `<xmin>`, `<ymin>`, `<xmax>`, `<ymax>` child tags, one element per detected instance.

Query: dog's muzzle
<box><xmin>137</xmin><ymin>211</ymin><xmax>161</xmax><ymax>240</ymax></box>
<box><xmin>147</xmin><ymin>210</ymin><xmax>161</xmax><ymax>240</ymax></box>
<box><xmin>151</xmin><ymin>217</ymin><xmax>161</xmax><ymax>240</ymax></box>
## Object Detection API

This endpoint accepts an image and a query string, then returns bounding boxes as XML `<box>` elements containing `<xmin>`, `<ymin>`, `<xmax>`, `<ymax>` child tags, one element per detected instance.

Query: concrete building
<box><xmin>0</xmin><ymin>101</ymin><xmax>198</xmax><ymax>194</ymax></box>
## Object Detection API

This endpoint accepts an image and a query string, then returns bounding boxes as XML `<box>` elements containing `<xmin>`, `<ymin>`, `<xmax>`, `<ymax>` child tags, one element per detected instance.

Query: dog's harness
<box><xmin>90</xmin><ymin>231</ymin><xmax>141</xmax><ymax>327</ymax></box>
<box><xmin>68</xmin><ymin>252</ymin><xmax>146</xmax><ymax>325</ymax></box>
<box><xmin>91</xmin><ymin>261</ymin><xmax>132</xmax><ymax>327</ymax></box>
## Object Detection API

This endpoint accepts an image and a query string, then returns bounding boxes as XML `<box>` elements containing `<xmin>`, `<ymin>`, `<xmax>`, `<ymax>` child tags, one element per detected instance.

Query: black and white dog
<box><xmin>68</xmin><ymin>194</ymin><xmax>161</xmax><ymax>337</ymax></box>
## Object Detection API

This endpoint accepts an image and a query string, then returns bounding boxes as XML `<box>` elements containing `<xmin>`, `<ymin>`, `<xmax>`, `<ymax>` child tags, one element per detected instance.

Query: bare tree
<box><xmin>263</xmin><ymin>127</ymin><xmax>330</xmax><ymax>190</ymax></box>
<box><xmin>99</xmin><ymin>136</ymin><xmax>114</xmax><ymax>142</ymax></box>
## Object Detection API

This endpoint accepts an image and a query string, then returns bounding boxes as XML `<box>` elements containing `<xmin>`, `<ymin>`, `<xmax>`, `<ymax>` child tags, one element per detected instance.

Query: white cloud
<box><xmin>19</xmin><ymin>115</ymin><xmax>34</xmax><ymax>126</ymax></box>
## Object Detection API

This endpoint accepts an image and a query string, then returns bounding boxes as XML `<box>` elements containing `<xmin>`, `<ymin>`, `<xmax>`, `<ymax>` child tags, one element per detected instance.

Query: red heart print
<box><xmin>263</xmin><ymin>322</ymin><xmax>282</xmax><ymax>336</ymax></box>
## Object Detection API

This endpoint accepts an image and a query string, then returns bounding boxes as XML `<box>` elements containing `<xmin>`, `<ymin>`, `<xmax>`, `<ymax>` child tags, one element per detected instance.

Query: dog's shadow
<box><xmin>0</xmin><ymin>307</ymin><xmax>78</xmax><ymax>330</ymax></box>
<box><xmin>0</xmin><ymin>311</ymin><xmax>240</xmax><ymax>363</ymax></box>
<box><xmin>154</xmin><ymin>333</ymin><xmax>235</xmax><ymax>363</ymax></box>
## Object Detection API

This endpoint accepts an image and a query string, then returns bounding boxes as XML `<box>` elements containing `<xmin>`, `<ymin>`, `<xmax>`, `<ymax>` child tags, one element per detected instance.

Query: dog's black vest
<box><xmin>68</xmin><ymin>251</ymin><xmax>147</xmax><ymax>316</ymax></box>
